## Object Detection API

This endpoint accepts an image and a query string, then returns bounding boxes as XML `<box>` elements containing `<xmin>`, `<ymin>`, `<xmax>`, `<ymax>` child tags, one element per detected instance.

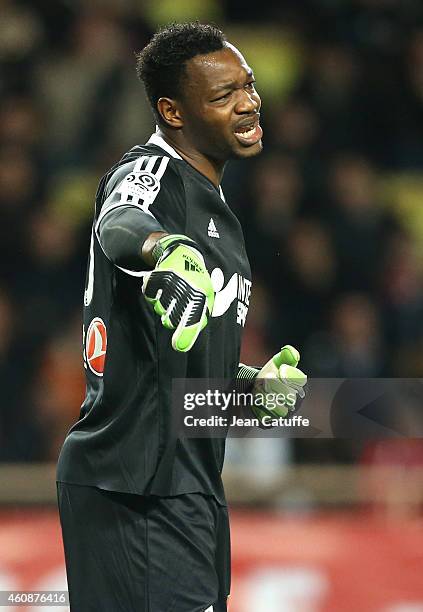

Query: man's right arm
<box><xmin>98</xmin><ymin>205</ymin><xmax>167</xmax><ymax>271</ymax></box>
<box><xmin>97</xmin><ymin>197</ymin><xmax>214</xmax><ymax>352</ymax></box>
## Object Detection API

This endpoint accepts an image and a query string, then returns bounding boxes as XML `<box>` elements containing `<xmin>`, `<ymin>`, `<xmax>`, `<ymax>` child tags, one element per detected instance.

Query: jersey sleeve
<box><xmin>95</xmin><ymin>154</ymin><xmax>186</xmax><ymax>275</ymax></box>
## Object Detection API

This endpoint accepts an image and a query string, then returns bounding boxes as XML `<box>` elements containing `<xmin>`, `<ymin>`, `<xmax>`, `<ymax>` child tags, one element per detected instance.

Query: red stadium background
<box><xmin>1</xmin><ymin>508</ymin><xmax>423</xmax><ymax>612</ymax></box>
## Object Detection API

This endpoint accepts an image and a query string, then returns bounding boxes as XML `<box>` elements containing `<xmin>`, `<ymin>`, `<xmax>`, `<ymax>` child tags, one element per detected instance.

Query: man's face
<box><xmin>179</xmin><ymin>43</ymin><xmax>263</xmax><ymax>161</ymax></box>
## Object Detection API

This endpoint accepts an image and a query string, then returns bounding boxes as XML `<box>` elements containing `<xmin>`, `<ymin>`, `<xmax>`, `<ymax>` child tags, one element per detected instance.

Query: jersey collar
<box><xmin>146</xmin><ymin>131</ymin><xmax>183</xmax><ymax>160</ymax></box>
<box><xmin>147</xmin><ymin>129</ymin><xmax>226</xmax><ymax>204</ymax></box>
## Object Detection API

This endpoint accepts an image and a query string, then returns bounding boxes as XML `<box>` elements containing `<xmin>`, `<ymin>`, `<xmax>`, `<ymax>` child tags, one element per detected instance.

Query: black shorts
<box><xmin>57</xmin><ymin>483</ymin><xmax>230</xmax><ymax>612</ymax></box>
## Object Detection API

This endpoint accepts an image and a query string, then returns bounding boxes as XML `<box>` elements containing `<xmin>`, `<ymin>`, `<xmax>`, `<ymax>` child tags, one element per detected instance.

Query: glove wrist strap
<box><xmin>151</xmin><ymin>234</ymin><xmax>199</xmax><ymax>265</ymax></box>
<box><xmin>236</xmin><ymin>363</ymin><xmax>260</xmax><ymax>392</ymax></box>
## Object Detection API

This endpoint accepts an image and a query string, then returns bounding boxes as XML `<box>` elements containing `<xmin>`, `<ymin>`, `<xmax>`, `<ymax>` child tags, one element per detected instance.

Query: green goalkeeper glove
<box><xmin>142</xmin><ymin>234</ymin><xmax>214</xmax><ymax>352</ymax></box>
<box><xmin>252</xmin><ymin>345</ymin><xmax>307</xmax><ymax>422</ymax></box>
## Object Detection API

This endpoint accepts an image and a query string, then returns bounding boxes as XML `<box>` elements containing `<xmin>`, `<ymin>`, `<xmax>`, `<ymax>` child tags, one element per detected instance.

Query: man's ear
<box><xmin>157</xmin><ymin>97</ymin><xmax>183</xmax><ymax>128</ymax></box>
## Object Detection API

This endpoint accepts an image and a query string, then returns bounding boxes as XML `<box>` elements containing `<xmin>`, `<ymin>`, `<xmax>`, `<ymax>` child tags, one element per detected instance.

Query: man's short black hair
<box><xmin>136</xmin><ymin>22</ymin><xmax>226</xmax><ymax>123</ymax></box>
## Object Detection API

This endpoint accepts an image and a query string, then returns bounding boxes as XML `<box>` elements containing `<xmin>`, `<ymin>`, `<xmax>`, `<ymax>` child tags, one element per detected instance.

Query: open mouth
<box><xmin>234</xmin><ymin>119</ymin><xmax>263</xmax><ymax>146</ymax></box>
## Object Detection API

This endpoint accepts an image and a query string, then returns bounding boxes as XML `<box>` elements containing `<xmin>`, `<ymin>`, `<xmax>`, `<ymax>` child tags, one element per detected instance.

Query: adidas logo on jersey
<box><xmin>207</xmin><ymin>218</ymin><xmax>220</xmax><ymax>238</ymax></box>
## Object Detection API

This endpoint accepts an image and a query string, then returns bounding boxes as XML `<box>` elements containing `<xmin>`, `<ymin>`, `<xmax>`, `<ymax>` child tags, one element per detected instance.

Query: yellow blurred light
<box><xmin>225</xmin><ymin>26</ymin><xmax>304</xmax><ymax>102</ymax></box>
<box><xmin>48</xmin><ymin>171</ymin><xmax>98</xmax><ymax>227</ymax></box>
<box><xmin>141</xmin><ymin>0</ymin><xmax>222</xmax><ymax>27</ymax></box>
<box><xmin>381</xmin><ymin>172</ymin><xmax>423</xmax><ymax>260</ymax></box>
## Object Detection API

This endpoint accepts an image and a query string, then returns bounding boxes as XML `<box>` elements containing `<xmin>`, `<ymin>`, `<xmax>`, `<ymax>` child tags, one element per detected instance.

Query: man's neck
<box><xmin>155</xmin><ymin>129</ymin><xmax>225</xmax><ymax>187</ymax></box>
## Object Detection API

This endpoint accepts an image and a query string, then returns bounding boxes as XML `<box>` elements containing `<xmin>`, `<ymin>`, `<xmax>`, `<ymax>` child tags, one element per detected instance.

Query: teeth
<box><xmin>236</xmin><ymin>126</ymin><xmax>256</xmax><ymax>138</ymax></box>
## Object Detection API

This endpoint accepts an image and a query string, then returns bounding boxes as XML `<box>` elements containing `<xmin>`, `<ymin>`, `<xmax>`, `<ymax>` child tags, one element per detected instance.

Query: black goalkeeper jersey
<box><xmin>57</xmin><ymin>133</ymin><xmax>252</xmax><ymax>504</ymax></box>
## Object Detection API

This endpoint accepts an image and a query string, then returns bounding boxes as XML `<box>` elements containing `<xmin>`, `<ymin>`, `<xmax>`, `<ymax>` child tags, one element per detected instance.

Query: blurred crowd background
<box><xmin>1</xmin><ymin>0</ymin><xmax>423</xmax><ymax>478</ymax></box>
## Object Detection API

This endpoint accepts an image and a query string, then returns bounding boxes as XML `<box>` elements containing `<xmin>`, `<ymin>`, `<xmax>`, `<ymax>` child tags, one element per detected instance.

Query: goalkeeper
<box><xmin>57</xmin><ymin>22</ymin><xmax>306</xmax><ymax>612</ymax></box>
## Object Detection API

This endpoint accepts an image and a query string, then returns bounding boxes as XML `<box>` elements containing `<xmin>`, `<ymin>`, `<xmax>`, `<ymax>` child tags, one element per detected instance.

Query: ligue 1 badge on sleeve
<box><xmin>120</xmin><ymin>171</ymin><xmax>160</xmax><ymax>204</ymax></box>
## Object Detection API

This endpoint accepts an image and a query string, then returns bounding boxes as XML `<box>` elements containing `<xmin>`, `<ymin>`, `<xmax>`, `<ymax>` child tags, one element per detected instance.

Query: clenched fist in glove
<box><xmin>238</xmin><ymin>345</ymin><xmax>307</xmax><ymax>423</ymax></box>
<box><xmin>142</xmin><ymin>234</ymin><xmax>214</xmax><ymax>352</ymax></box>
